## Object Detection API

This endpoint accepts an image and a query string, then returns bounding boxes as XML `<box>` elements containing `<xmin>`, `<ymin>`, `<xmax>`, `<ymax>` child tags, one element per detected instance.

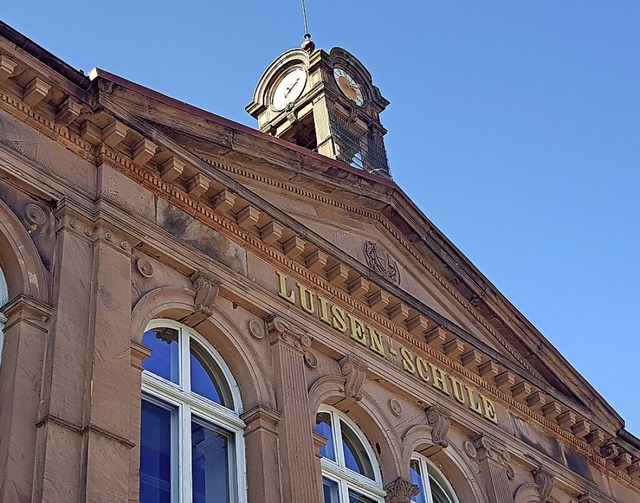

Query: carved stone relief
<box><xmin>513</xmin><ymin>468</ymin><xmax>556</xmax><ymax>503</ymax></box>
<box><xmin>364</xmin><ymin>241</ymin><xmax>400</xmax><ymax>285</ymax></box>
<box><xmin>426</xmin><ymin>404</ymin><xmax>451</xmax><ymax>451</ymax></box>
<box><xmin>384</xmin><ymin>477</ymin><xmax>419</xmax><ymax>503</ymax></box>
<box><xmin>185</xmin><ymin>271</ymin><xmax>220</xmax><ymax>326</ymax></box>
<box><xmin>340</xmin><ymin>355</ymin><xmax>367</xmax><ymax>402</ymax></box>
<box><xmin>266</xmin><ymin>314</ymin><xmax>316</xmax><ymax>367</ymax></box>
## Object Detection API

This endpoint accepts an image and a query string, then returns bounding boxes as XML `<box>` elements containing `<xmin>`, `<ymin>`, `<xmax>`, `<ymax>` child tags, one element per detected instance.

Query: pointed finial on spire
<box><xmin>301</xmin><ymin>33</ymin><xmax>315</xmax><ymax>53</ymax></box>
<box><xmin>300</xmin><ymin>0</ymin><xmax>315</xmax><ymax>52</ymax></box>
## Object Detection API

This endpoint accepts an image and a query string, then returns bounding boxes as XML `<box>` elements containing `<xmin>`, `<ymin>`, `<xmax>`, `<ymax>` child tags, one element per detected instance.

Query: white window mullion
<box><xmin>339</xmin><ymin>478</ymin><xmax>350</xmax><ymax>503</ymax></box>
<box><xmin>421</xmin><ymin>457</ymin><xmax>434</xmax><ymax>503</ymax></box>
<box><xmin>332</xmin><ymin>411</ymin><xmax>346</xmax><ymax>469</ymax></box>
<box><xmin>180</xmin><ymin>327</ymin><xmax>191</xmax><ymax>393</ymax></box>
<box><xmin>181</xmin><ymin>404</ymin><xmax>193</xmax><ymax>503</ymax></box>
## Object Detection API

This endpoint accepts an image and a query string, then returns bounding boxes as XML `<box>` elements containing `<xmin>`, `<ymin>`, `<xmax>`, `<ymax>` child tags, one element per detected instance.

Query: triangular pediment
<box><xmin>80</xmin><ymin>71</ymin><xmax>625</xmax><ymax>436</ymax></box>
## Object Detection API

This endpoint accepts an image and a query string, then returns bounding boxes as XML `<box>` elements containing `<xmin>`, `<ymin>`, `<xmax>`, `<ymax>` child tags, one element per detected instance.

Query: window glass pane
<box><xmin>142</xmin><ymin>328</ymin><xmax>179</xmax><ymax>384</ymax></box>
<box><xmin>140</xmin><ymin>399</ymin><xmax>174</xmax><ymax>503</ymax></box>
<box><xmin>191</xmin><ymin>416</ymin><xmax>231</xmax><ymax>503</ymax></box>
<box><xmin>190</xmin><ymin>339</ymin><xmax>230</xmax><ymax>406</ymax></box>
<box><xmin>348</xmin><ymin>489</ymin><xmax>377</xmax><ymax>503</ymax></box>
<box><xmin>322</xmin><ymin>477</ymin><xmax>340</xmax><ymax>503</ymax></box>
<box><xmin>341</xmin><ymin>420</ymin><xmax>374</xmax><ymax>479</ymax></box>
<box><xmin>429</xmin><ymin>475</ymin><xmax>454</xmax><ymax>503</ymax></box>
<box><xmin>315</xmin><ymin>412</ymin><xmax>336</xmax><ymax>461</ymax></box>
<box><xmin>410</xmin><ymin>459</ymin><xmax>427</xmax><ymax>503</ymax></box>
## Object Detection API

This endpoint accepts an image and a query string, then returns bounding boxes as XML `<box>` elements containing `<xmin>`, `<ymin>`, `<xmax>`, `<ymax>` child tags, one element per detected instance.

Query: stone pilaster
<box><xmin>0</xmin><ymin>295</ymin><xmax>51</xmax><ymax>503</ymax></box>
<box><xmin>268</xmin><ymin>315</ymin><xmax>319</xmax><ymax>503</ymax></box>
<box><xmin>474</xmin><ymin>434</ymin><xmax>515</xmax><ymax>503</ymax></box>
<box><xmin>128</xmin><ymin>341</ymin><xmax>151</xmax><ymax>502</ymax></box>
<box><xmin>32</xmin><ymin>208</ymin><xmax>136</xmax><ymax>503</ymax></box>
<box><xmin>241</xmin><ymin>405</ymin><xmax>282</xmax><ymax>503</ymax></box>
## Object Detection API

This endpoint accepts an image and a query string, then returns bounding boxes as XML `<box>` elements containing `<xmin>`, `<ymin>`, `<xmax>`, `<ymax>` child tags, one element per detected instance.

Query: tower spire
<box><xmin>300</xmin><ymin>0</ymin><xmax>315</xmax><ymax>52</ymax></box>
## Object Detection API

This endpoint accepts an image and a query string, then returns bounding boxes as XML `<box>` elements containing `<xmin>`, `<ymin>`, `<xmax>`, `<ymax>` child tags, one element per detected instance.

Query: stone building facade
<box><xmin>0</xmin><ymin>20</ymin><xmax>639</xmax><ymax>503</ymax></box>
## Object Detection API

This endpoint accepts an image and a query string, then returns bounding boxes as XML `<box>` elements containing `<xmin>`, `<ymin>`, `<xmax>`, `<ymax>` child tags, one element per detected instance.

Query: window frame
<box><xmin>0</xmin><ymin>266</ymin><xmax>8</xmax><ymax>365</ymax></box>
<box><xmin>317</xmin><ymin>405</ymin><xmax>386</xmax><ymax>503</ymax></box>
<box><xmin>410</xmin><ymin>453</ymin><xmax>459</xmax><ymax>503</ymax></box>
<box><xmin>141</xmin><ymin>319</ymin><xmax>247</xmax><ymax>503</ymax></box>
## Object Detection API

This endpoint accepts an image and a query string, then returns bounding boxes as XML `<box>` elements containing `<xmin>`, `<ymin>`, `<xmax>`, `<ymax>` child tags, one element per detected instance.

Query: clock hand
<box><xmin>284</xmin><ymin>78</ymin><xmax>300</xmax><ymax>98</ymax></box>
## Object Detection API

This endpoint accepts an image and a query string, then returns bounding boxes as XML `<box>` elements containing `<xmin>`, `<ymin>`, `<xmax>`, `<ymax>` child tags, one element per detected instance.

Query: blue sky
<box><xmin>3</xmin><ymin>2</ymin><xmax>639</xmax><ymax>434</ymax></box>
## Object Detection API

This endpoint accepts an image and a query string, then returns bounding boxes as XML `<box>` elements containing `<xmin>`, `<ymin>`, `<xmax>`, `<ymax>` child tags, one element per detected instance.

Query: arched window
<box><xmin>315</xmin><ymin>406</ymin><xmax>385</xmax><ymax>503</ymax></box>
<box><xmin>410</xmin><ymin>454</ymin><xmax>459</xmax><ymax>503</ymax></box>
<box><xmin>140</xmin><ymin>320</ymin><xmax>246</xmax><ymax>503</ymax></box>
<box><xmin>0</xmin><ymin>266</ymin><xmax>8</xmax><ymax>365</ymax></box>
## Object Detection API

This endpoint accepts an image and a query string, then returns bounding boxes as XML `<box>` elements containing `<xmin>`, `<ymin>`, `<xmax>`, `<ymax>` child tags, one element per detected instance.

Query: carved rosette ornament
<box><xmin>364</xmin><ymin>241</ymin><xmax>400</xmax><ymax>285</ymax></box>
<box><xmin>426</xmin><ymin>404</ymin><xmax>451</xmax><ymax>450</ymax></box>
<box><xmin>384</xmin><ymin>477</ymin><xmax>419</xmax><ymax>503</ymax></box>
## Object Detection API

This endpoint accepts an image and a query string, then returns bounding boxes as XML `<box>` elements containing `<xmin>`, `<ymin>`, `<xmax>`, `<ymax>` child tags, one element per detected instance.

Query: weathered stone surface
<box><xmin>156</xmin><ymin>200</ymin><xmax>247</xmax><ymax>276</ymax></box>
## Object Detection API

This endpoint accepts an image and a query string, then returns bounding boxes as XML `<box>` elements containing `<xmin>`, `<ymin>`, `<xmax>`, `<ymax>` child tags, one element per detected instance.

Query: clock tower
<box><xmin>246</xmin><ymin>38</ymin><xmax>392</xmax><ymax>178</ymax></box>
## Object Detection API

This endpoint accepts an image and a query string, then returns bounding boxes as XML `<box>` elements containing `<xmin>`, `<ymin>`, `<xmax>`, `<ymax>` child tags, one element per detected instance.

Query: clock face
<box><xmin>272</xmin><ymin>67</ymin><xmax>307</xmax><ymax>111</ymax></box>
<box><xmin>333</xmin><ymin>68</ymin><xmax>364</xmax><ymax>106</ymax></box>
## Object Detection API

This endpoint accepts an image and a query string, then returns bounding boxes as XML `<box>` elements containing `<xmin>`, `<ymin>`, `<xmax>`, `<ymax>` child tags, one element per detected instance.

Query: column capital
<box><xmin>384</xmin><ymin>477</ymin><xmax>419</xmax><ymax>503</ymax></box>
<box><xmin>474</xmin><ymin>433</ymin><xmax>514</xmax><ymax>479</ymax></box>
<box><xmin>241</xmin><ymin>405</ymin><xmax>281</xmax><ymax>437</ymax></box>
<box><xmin>267</xmin><ymin>314</ymin><xmax>312</xmax><ymax>350</ymax></box>
<box><xmin>2</xmin><ymin>294</ymin><xmax>52</xmax><ymax>331</ymax></box>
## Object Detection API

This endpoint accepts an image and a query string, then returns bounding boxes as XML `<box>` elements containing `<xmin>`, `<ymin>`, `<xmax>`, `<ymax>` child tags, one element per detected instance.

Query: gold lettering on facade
<box><xmin>429</xmin><ymin>363</ymin><xmax>450</xmax><ymax>395</ymax></box>
<box><xmin>277</xmin><ymin>270</ymin><xmax>295</xmax><ymax>303</ymax></box>
<box><xmin>274</xmin><ymin>271</ymin><xmax>499</xmax><ymax>425</ymax></box>
<box><xmin>450</xmin><ymin>376</ymin><xmax>466</xmax><ymax>404</ymax></box>
<box><xmin>466</xmin><ymin>385</ymin><xmax>484</xmax><ymax>416</ymax></box>
<box><xmin>297</xmin><ymin>283</ymin><xmax>316</xmax><ymax>314</ymax></box>
<box><xmin>347</xmin><ymin>313</ymin><xmax>367</xmax><ymax>346</ymax></box>
<box><xmin>318</xmin><ymin>296</ymin><xmax>331</xmax><ymax>324</ymax></box>
<box><xmin>416</xmin><ymin>356</ymin><xmax>430</xmax><ymax>383</ymax></box>
<box><xmin>367</xmin><ymin>326</ymin><xmax>386</xmax><ymax>356</ymax></box>
<box><xmin>331</xmin><ymin>304</ymin><xmax>347</xmax><ymax>333</ymax></box>
<box><xmin>401</xmin><ymin>347</ymin><xmax>416</xmax><ymax>374</ymax></box>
